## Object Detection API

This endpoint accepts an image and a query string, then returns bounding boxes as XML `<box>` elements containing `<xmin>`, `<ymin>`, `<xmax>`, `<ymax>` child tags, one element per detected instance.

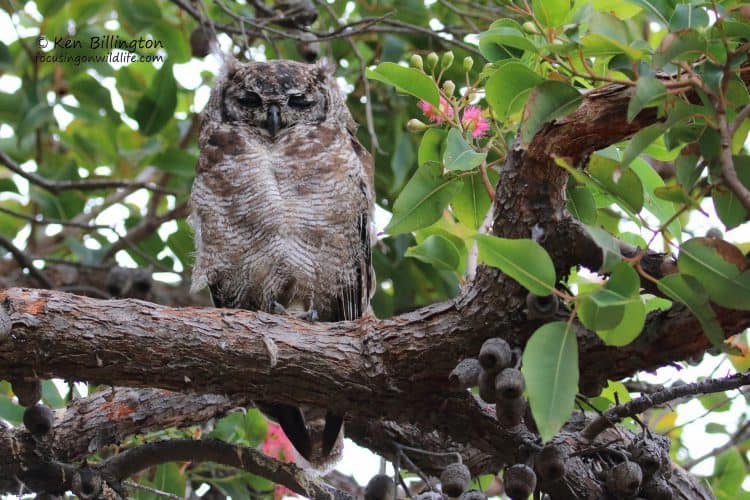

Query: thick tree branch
<box><xmin>0</xmin><ymin>284</ymin><xmax>747</xmax><ymax>499</ymax></box>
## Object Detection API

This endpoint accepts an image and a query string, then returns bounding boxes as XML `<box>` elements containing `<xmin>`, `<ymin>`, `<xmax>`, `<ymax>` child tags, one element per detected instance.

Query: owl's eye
<box><xmin>288</xmin><ymin>94</ymin><xmax>314</xmax><ymax>109</ymax></box>
<box><xmin>238</xmin><ymin>92</ymin><xmax>262</xmax><ymax>108</ymax></box>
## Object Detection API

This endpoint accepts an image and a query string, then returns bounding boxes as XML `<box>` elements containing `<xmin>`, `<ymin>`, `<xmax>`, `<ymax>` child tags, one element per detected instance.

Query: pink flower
<box><xmin>461</xmin><ymin>105</ymin><xmax>490</xmax><ymax>138</ymax></box>
<box><xmin>418</xmin><ymin>97</ymin><xmax>454</xmax><ymax>123</ymax></box>
<box><xmin>261</xmin><ymin>422</ymin><xmax>295</xmax><ymax>463</ymax></box>
<box><xmin>262</xmin><ymin>423</ymin><xmax>298</xmax><ymax>497</ymax></box>
<box><xmin>274</xmin><ymin>484</ymin><xmax>295</xmax><ymax>500</ymax></box>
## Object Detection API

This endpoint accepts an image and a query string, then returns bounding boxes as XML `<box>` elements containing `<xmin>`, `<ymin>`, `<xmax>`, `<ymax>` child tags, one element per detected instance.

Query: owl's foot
<box><xmin>303</xmin><ymin>308</ymin><xmax>319</xmax><ymax>322</ymax></box>
<box><xmin>270</xmin><ymin>300</ymin><xmax>287</xmax><ymax>315</ymax></box>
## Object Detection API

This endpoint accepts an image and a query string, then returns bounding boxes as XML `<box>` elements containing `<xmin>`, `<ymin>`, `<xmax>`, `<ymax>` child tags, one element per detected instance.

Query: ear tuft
<box><xmin>315</xmin><ymin>58</ymin><xmax>336</xmax><ymax>79</ymax></box>
<box><xmin>220</xmin><ymin>54</ymin><xmax>239</xmax><ymax>80</ymax></box>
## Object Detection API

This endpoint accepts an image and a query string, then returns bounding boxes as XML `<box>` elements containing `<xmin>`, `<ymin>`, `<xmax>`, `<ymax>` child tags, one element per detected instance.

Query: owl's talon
<box><xmin>304</xmin><ymin>308</ymin><xmax>319</xmax><ymax>322</ymax></box>
<box><xmin>271</xmin><ymin>300</ymin><xmax>287</xmax><ymax>315</ymax></box>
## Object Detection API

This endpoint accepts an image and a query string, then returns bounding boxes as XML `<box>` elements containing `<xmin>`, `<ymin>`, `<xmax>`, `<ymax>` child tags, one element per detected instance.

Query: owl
<box><xmin>189</xmin><ymin>58</ymin><xmax>374</xmax><ymax>469</ymax></box>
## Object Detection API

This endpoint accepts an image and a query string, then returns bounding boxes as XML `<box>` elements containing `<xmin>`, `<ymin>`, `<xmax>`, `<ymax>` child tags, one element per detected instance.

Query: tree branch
<box><xmin>0</xmin><ymin>235</ymin><xmax>52</xmax><ymax>289</ymax></box>
<box><xmin>0</xmin><ymin>152</ymin><xmax>176</xmax><ymax>196</ymax></box>
<box><xmin>582</xmin><ymin>371</ymin><xmax>750</xmax><ymax>441</ymax></box>
<box><xmin>100</xmin><ymin>438</ymin><xmax>351</xmax><ymax>499</ymax></box>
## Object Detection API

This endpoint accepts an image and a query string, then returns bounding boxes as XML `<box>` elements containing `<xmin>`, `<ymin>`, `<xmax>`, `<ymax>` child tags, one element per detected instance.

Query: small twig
<box><xmin>729</xmin><ymin>102</ymin><xmax>750</xmax><ymax>137</ymax></box>
<box><xmin>123</xmin><ymin>480</ymin><xmax>183</xmax><ymax>499</ymax></box>
<box><xmin>0</xmin><ymin>152</ymin><xmax>176</xmax><ymax>196</ymax></box>
<box><xmin>683</xmin><ymin>419</ymin><xmax>750</xmax><ymax>470</ymax></box>
<box><xmin>100</xmin><ymin>438</ymin><xmax>351</xmax><ymax>499</ymax></box>
<box><xmin>478</xmin><ymin>161</ymin><xmax>496</xmax><ymax>201</ymax></box>
<box><xmin>397</xmin><ymin>448</ymin><xmax>434</xmax><ymax>491</ymax></box>
<box><xmin>395</xmin><ymin>443</ymin><xmax>462</xmax><ymax>464</ymax></box>
<box><xmin>582</xmin><ymin>371</ymin><xmax>750</xmax><ymax>441</ymax></box>
<box><xmin>0</xmin><ymin>205</ymin><xmax>111</xmax><ymax>230</ymax></box>
<box><xmin>0</xmin><ymin>234</ymin><xmax>52</xmax><ymax>288</ymax></box>
<box><xmin>313</xmin><ymin>0</ymin><xmax>380</xmax><ymax>153</ymax></box>
<box><xmin>102</xmin><ymin>202</ymin><xmax>190</xmax><ymax>261</ymax></box>
<box><xmin>717</xmin><ymin>111</ymin><xmax>750</xmax><ymax>212</ymax></box>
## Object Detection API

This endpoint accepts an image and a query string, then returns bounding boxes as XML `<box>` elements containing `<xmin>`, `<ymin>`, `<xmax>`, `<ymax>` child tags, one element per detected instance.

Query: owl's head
<box><xmin>214</xmin><ymin>59</ymin><xmax>337</xmax><ymax>139</ymax></box>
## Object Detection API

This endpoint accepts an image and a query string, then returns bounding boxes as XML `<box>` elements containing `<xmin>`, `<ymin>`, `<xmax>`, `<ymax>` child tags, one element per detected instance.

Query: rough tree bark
<box><xmin>1</xmin><ymin>74</ymin><xmax>749</xmax><ymax>499</ymax></box>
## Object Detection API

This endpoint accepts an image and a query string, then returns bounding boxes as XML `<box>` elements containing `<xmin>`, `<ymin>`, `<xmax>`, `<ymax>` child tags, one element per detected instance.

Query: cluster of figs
<box><xmin>12</xmin><ymin>379</ymin><xmax>103</xmax><ymax>498</ymax></box>
<box><xmin>365</xmin><ymin>321</ymin><xmax>674</xmax><ymax>499</ymax></box>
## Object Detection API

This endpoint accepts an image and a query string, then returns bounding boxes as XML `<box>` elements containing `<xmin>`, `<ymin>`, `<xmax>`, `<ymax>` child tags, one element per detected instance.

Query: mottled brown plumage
<box><xmin>190</xmin><ymin>58</ymin><xmax>374</xmax><ymax>469</ymax></box>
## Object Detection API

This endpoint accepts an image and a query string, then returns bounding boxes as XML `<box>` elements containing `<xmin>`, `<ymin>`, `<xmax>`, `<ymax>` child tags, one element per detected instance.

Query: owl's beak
<box><xmin>267</xmin><ymin>104</ymin><xmax>281</xmax><ymax>138</ymax></box>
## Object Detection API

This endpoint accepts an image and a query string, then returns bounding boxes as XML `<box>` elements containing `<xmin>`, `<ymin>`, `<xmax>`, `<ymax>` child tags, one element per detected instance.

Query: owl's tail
<box><xmin>259</xmin><ymin>402</ymin><xmax>344</xmax><ymax>470</ymax></box>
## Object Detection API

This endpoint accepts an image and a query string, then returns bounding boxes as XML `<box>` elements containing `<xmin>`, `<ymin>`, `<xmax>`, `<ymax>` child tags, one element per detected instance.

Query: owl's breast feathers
<box><xmin>191</xmin><ymin>119</ymin><xmax>374</xmax><ymax>321</ymax></box>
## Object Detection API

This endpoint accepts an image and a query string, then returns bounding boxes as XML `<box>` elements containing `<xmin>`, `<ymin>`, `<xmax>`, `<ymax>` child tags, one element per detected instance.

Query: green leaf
<box><xmin>153</xmin><ymin>463</ymin><xmax>186</xmax><ymax>497</ymax></box>
<box><xmin>70</xmin><ymin>73</ymin><xmax>120</xmax><ymax>123</ymax></box>
<box><xmin>584</xmin><ymin>225</ymin><xmax>622</xmax><ymax>272</ymax></box>
<box><xmin>657</xmin><ymin>273</ymin><xmax>726</xmax><ymax>350</ymax></box>
<box><xmin>0</xmin><ymin>395</ymin><xmax>23</xmax><ymax>425</ymax></box>
<box><xmin>653</xmin><ymin>29</ymin><xmax>706</xmax><ymax>68</ymax></box>
<box><xmin>117</xmin><ymin>0</ymin><xmax>162</xmax><ymax>31</ymax></box>
<box><xmin>580</xmin><ymin>34</ymin><xmax>645</xmax><ymax>59</ymax></box>
<box><xmin>533</xmin><ymin>0</ymin><xmax>570</xmax><ymax>27</ymax></box>
<box><xmin>366</xmin><ymin>62</ymin><xmax>439</xmax><ymax>107</ymax></box>
<box><xmin>596</xmin><ymin>299</ymin><xmax>645</xmax><ymax>346</ymax></box>
<box><xmin>677</xmin><ymin>238</ymin><xmax>750</xmax><ymax>311</ymax></box>
<box><xmin>385</xmin><ymin>163</ymin><xmax>463</xmax><ymax>235</ymax></box>
<box><xmin>475</xmin><ymin>235</ymin><xmax>556</xmax><ymax>295</ymax></box>
<box><xmin>418</xmin><ymin>128</ymin><xmax>445</xmax><ymax>167</ymax></box>
<box><xmin>588</xmin><ymin>155</ymin><xmax>644</xmax><ymax>213</ymax></box>
<box><xmin>452</xmin><ymin>171</ymin><xmax>496</xmax><ymax>230</ymax></box>
<box><xmin>149</xmin><ymin>148</ymin><xmax>198</xmax><ymax>178</ymax></box>
<box><xmin>391</xmin><ymin>132</ymin><xmax>415</xmax><ymax>189</ymax></box>
<box><xmin>485</xmin><ymin>62</ymin><xmax>544</xmax><ymax>120</ymax></box>
<box><xmin>42</xmin><ymin>380</ymin><xmax>66</xmax><ymax>409</ymax></box>
<box><xmin>567</xmin><ymin>185</ymin><xmax>597</xmax><ymax>225</ymax></box>
<box><xmin>151</xmin><ymin>23</ymin><xmax>191</xmax><ymax>64</ymax></box>
<box><xmin>627</xmin><ymin>77</ymin><xmax>667</xmax><ymax>123</ymax></box>
<box><xmin>630</xmin><ymin>158</ymin><xmax>681</xmax><ymax>239</ymax></box>
<box><xmin>669</xmin><ymin>4</ymin><xmax>709</xmax><ymax>31</ymax></box>
<box><xmin>625</xmin><ymin>0</ymin><xmax>671</xmax><ymax>24</ymax></box>
<box><xmin>406</xmin><ymin>234</ymin><xmax>461</xmax><ymax>271</ymax></box>
<box><xmin>578</xmin><ymin>295</ymin><xmax>625</xmax><ymax>331</ymax></box>
<box><xmin>711</xmin><ymin>449</ymin><xmax>745</xmax><ymax>499</ymax></box>
<box><xmin>478</xmin><ymin>24</ymin><xmax>537</xmax><ymax>61</ymax></box>
<box><xmin>243</xmin><ymin>408</ymin><xmax>270</xmax><ymax>446</ymax></box>
<box><xmin>712</xmin><ymin>155</ymin><xmax>750</xmax><ymax>230</ymax></box>
<box><xmin>17</xmin><ymin>102</ymin><xmax>53</xmax><ymax>143</ymax></box>
<box><xmin>133</xmin><ymin>61</ymin><xmax>177</xmax><ymax>136</ymax></box>
<box><xmin>36</xmin><ymin>0</ymin><xmax>66</xmax><ymax>16</ymax></box>
<box><xmin>167</xmin><ymin>220</ymin><xmax>194</xmax><ymax>267</ymax></box>
<box><xmin>654</xmin><ymin>184</ymin><xmax>692</xmax><ymax>204</ymax></box>
<box><xmin>521</xmin><ymin>81</ymin><xmax>582</xmax><ymax>143</ymax></box>
<box><xmin>443</xmin><ymin>128</ymin><xmax>486</xmax><ymax>171</ymax></box>
<box><xmin>590</xmin><ymin>263</ymin><xmax>640</xmax><ymax>306</ymax></box>
<box><xmin>522</xmin><ymin>321</ymin><xmax>579</xmax><ymax>442</ymax></box>
<box><xmin>699</xmin><ymin>391</ymin><xmax>731</xmax><ymax>412</ymax></box>
<box><xmin>622</xmin><ymin>125</ymin><xmax>665</xmax><ymax>166</ymax></box>
<box><xmin>583</xmin><ymin>263</ymin><xmax>643</xmax><ymax>337</ymax></box>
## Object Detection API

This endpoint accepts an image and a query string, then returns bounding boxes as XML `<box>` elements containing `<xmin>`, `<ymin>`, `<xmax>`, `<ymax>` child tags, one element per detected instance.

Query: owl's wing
<box><xmin>335</xmin><ymin>131</ymin><xmax>374</xmax><ymax>322</ymax></box>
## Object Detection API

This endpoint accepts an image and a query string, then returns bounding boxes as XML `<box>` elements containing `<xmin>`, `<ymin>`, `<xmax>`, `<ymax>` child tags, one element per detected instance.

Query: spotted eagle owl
<box><xmin>189</xmin><ymin>58</ymin><xmax>374</xmax><ymax>469</ymax></box>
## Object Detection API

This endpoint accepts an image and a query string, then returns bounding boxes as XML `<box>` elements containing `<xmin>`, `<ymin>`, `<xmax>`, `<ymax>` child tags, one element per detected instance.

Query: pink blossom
<box><xmin>418</xmin><ymin>97</ymin><xmax>454</xmax><ymax>123</ymax></box>
<box><xmin>461</xmin><ymin>105</ymin><xmax>490</xmax><ymax>138</ymax></box>
<box><xmin>261</xmin><ymin>422</ymin><xmax>295</xmax><ymax>463</ymax></box>
<box><xmin>274</xmin><ymin>484</ymin><xmax>295</xmax><ymax>500</ymax></box>
<box><xmin>262</xmin><ymin>423</ymin><xmax>298</xmax><ymax>498</ymax></box>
